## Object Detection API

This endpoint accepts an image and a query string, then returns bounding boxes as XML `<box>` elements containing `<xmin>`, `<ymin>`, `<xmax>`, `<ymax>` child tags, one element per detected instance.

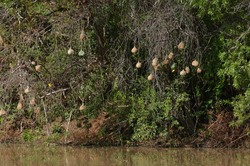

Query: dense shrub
<box><xmin>0</xmin><ymin>0</ymin><xmax>249</xmax><ymax>143</ymax></box>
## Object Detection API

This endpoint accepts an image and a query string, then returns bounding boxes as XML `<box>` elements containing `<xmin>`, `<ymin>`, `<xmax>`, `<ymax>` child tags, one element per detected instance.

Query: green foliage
<box><xmin>191</xmin><ymin>0</ymin><xmax>236</xmax><ymax>20</ymax></box>
<box><xmin>232</xmin><ymin>89</ymin><xmax>250</xmax><ymax>126</ymax></box>
<box><xmin>46</xmin><ymin>133</ymin><xmax>61</xmax><ymax>143</ymax></box>
<box><xmin>217</xmin><ymin>8</ymin><xmax>250</xmax><ymax>125</ymax></box>
<box><xmin>106</xmin><ymin>88</ymin><xmax>129</xmax><ymax>115</ymax></box>
<box><xmin>0</xmin><ymin>0</ymin><xmax>249</xmax><ymax>145</ymax></box>
<box><xmin>21</xmin><ymin>129</ymin><xmax>40</xmax><ymax>142</ymax></box>
<box><xmin>52</xmin><ymin>124</ymin><xmax>65</xmax><ymax>134</ymax></box>
<box><xmin>218</xmin><ymin>34</ymin><xmax>250</xmax><ymax>90</ymax></box>
<box><xmin>0</xmin><ymin>117</ymin><xmax>4</xmax><ymax>125</ymax></box>
<box><xmin>129</xmin><ymin>85</ymin><xmax>165</xmax><ymax>141</ymax></box>
<box><xmin>78</xmin><ymin>69</ymin><xmax>109</xmax><ymax>118</ymax></box>
<box><xmin>128</xmin><ymin>78</ymin><xmax>188</xmax><ymax>141</ymax></box>
<box><xmin>22</xmin><ymin>130</ymin><xmax>33</xmax><ymax>142</ymax></box>
<box><xmin>190</xmin><ymin>0</ymin><xmax>250</xmax><ymax>126</ymax></box>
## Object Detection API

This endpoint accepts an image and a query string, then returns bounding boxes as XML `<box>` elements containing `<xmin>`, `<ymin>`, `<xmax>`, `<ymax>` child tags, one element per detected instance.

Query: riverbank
<box><xmin>0</xmin><ymin>111</ymin><xmax>249</xmax><ymax>148</ymax></box>
<box><xmin>0</xmin><ymin>0</ymin><xmax>249</xmax><ymax>151</ymax></box>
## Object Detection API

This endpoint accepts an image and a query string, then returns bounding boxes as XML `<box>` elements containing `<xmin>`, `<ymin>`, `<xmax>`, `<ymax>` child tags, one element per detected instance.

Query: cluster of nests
<box><xmin>0</xmin><ymin>30</ymin><xmax>86</xmax><ymax>112</ymax></box>
<box><xmin>27</xmin><ymin>30</ymin><xmax>87</xmax><ymax>74</ymax></box>
<box><xmin>131</xmin><ymin>41</ymin><xmax>202</xmax><ymax>81</ymax></box>
<box><xmin>67</xmin><ymin>30</ymin><xmax>86</xmax><ymax>56</ymax></box>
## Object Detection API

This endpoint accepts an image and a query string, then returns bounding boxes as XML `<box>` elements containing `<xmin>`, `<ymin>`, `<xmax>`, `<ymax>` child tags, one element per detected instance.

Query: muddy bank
<box><xmin>0</xmin><ymin>111</ymin><xmax>130</xmax><ymax>146</ymax></box>
<box><xmin>0</xmin><ymin>111</ymin><xmax>249</xmax><ymax>148</ymax></box>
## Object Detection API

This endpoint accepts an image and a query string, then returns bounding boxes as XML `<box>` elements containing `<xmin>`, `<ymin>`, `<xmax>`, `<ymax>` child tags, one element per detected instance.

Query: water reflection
<box><xmin>0</xmin><ymin>144</ymin><xmax>249</xmax><ymax>166</ymax></box>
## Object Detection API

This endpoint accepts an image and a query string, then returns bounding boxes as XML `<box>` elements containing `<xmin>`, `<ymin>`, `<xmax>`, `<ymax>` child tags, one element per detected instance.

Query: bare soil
<box><xmin>0</xmin><ymin>111</ymin><xmax>249</xmax><ymax>148</ymax></box>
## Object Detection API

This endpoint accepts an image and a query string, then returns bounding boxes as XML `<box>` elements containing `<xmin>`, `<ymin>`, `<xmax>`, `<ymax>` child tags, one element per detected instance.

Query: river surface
<box><xmin>0</xmin><ymin>144</ymin><xmax>249</xmax><ymax>166</ymax></box>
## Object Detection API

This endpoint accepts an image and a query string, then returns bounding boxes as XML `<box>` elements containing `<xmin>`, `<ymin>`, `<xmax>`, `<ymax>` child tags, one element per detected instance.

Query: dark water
<box><xmin>0</xmin><ymin>144</ymin><xmax>249</xmax><ymax>166</ymax></box>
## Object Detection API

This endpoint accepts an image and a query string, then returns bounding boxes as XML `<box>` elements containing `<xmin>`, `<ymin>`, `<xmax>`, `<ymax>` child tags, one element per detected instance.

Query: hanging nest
<box><xmin>152</xmin><ymin>57</ymin><xmax>158</xmax><ymax>67</ymax></box>
<box><xmin>185</xmin><ymin>66</ymin><xmax>190</xmax><ymax>74</ymax></box>
<box><xmin>192</xmin><ymin>60</ymin><xmax>199</xmax><ymax>67</ymax></box>
<box><xmin>197</xmin><ymin>67</ymin><xmax>202</xmax><ymax>73</ymax></box>
<box><xmin>67</xmin><ymin>47</ymin><xmax>74</xmax><ymax>55</ymax></box>
<box><xmin>147</xmin><ymin>73</ymin><xmax>154</xmax><ymax>81</ymax></box>
<box><xmin>80</xmin><ymin>30</ymin><xmax>85</xmax><ymax>41</ymax></box>
<box><xmin>109</xmin><ymin>0</ymin><xmax>204</xmax><ymax>91</ymax></box>
<box><xmin>35</xmin><ymin>65</ymin><xmax>41</xmax><ymax>72</ymax></box>
<box><xmin>131</xmin><ymin>46</ymin><xmax>138</xmax><ymax>54</ymax></box>
<box><xmin>168</xmin><ymin>52</ymin><xmax>174</xmax><ymax>60</ymax></box>
<box><xmin>177</xmin><ymin>41</ymin><xmax>185</xmax><ymax>50</ymax></box>
<box><xmin>180</xmin><ymin>69</ymin><xmax>186</xmax><ymax>76</ymax></box>
<box><xmin>136</xmin><ymin>61</ymin><xmax>142</xmax><ymax>68</ymax></box>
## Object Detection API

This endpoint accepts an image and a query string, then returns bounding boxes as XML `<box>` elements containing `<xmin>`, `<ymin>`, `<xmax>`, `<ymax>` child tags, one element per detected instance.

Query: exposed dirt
<box><xmin>0</xmin><ymin>111</ymin><xmax>249</xmax><ymax>148</ymax></box>
<box><xmin>194</xmin><ymin>111</ymin><xmax>249</xmax><ymax>148</ymax></box>
<box><xmin>0</xmin><ymin>112</ymin><xmax>125</xmax><ymax>145</ymax></box>
<box><xmin>0</xmin><ymin>116</ymin><xmax>37</xmax><ymax>143</ymax></box>
<box><xmin>62</xmin><ymin>112</ymin><xmax>111</xmax><ymax>145</ymax></box>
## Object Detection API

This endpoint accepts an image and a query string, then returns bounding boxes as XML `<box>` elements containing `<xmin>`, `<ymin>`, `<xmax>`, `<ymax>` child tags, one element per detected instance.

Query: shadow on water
<box><xmin>0</xmin><ymin>144</ymin><xmax>250</xmax><ymax>166</ymax></box>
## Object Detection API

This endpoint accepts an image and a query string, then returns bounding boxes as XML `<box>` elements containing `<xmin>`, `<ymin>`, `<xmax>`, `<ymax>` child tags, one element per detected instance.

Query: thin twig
<box><xmin>41</xmin><ymin>98</ymin><xmax>50</xmax><ymax>136</ymax></box>
<box><xmin>65</xmin><ymin>109</ymin><xmax>74</xmax><ymax>144</ymax></box>
<box><xmin>223</xmin><ymin>133</ymin><xmax>248</xmax><ymax>148</ymax></box>
<box><xmin>40</xmin><ymin>88</ymin><xmax>69</xmax><ymax>99</ymax></box>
